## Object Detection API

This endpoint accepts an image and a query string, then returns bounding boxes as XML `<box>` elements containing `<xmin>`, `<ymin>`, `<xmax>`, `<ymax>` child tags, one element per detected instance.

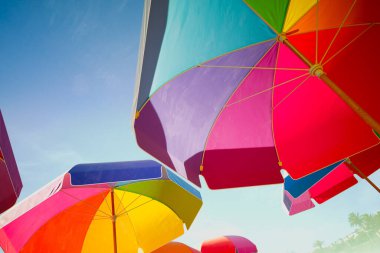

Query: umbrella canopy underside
<box><xmin>134</xmin><ymin>0</ymin><xmax>380</xmax><ymax>189</ymax></box>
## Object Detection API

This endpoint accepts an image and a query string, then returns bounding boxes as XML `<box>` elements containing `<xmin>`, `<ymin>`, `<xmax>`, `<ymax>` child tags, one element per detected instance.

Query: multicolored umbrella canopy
<box><xmin>152</xmin><ymin>242</ymin><xmax>200</xmax><ymax>253</ymax></box>
<box><xmin>133</xmin><ymin>0</ymin><xmax>380</xmax><ymax>190</ymax></box>
<box><xmin>201</xmin><ymin>236</ymin><xmax>258</xmax><ymax>253</ymax></box>
<box><xmin>284</xmin><ymin>144</ymin><xmax>380</xmax><ymax>215</ymax></box>
<box><xmin>0</xmin><ymin>110</ymin><xmax>22</xmax><ymax>214</ymax></box>
<box><xmin>0</xmin><ymin>160</ymin><xmax>202</xmax><ymax>253</ymax></box>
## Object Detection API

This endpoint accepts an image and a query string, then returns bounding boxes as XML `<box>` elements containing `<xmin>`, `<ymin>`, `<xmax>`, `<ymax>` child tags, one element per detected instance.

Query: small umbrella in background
<box><xmin>0</xmin><ymin>160</ymin><xmax>202</xmax><ymax>253</ymax></box>
<box><xmin>0</xmin><ymin>110</ymin><xmax>22</xmax><ymax>214</ymax></box>
<box><xmin>201</xmin><ymin>236</ymin><xmax>258</xmax><ymax>253</ymax></box>
<box><xmin>284</xmin><ymin>144</ymin><xmax>380</xmax><ymax>215</ymax></box>
<box><xmin>153</xmin><ymin>236</ymin><xmax>258</xmax><ymax>253</ymax></box>
<box><xmin>133</xmin><ymin>0</ymin><xmax>379</xmax><ymax>193</ymax></box>
<box><xmin>152</xmin><ymin>242</ymin><xmax>200</xmax><ymax>253</ymax></box>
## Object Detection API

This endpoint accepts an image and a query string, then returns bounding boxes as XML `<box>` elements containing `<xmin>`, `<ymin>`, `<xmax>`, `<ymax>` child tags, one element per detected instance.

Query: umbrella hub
<box><xmin>309</xmin><ymin>64</ymin><xmax>324</xmax><ymax>77</ymax></box>
<box><xmin>276</xmin><ymin>33</ymin><xmax>287</xmax><ymax>43</ymax></box>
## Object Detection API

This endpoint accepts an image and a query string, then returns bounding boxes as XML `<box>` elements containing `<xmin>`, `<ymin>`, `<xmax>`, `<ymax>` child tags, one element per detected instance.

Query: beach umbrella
<box><xmin>0</xmin><ymin>111</ymin><xmax>22</xmax><ymax>214</ymax></box>
<box><xmin>133</xmin><ymin>0</ymin><xmax>380</xmax><ymax>191</ymax></box>
<box><xmin>0</xmin><ymin>160</ymin><xmax>202</xmax><ymax>253</ymax></box>
<box><xmin>201</xmin><ymin>236</ymin><xmax>258</xmax><ymax>253</ymax></box>
<box><xmin>284</xmin><ymin>144</ymin><xmax>380</xmax><ymax>215</ymax></box>
<box><xmin>152</xmin><ymin>242</ymin><xmax>200</xmax><ymax>253</ymax></box>
<box><xmin>153</xmin><ymin>236</ymin><xmax>258</xmax><ymax>253</ymax></box>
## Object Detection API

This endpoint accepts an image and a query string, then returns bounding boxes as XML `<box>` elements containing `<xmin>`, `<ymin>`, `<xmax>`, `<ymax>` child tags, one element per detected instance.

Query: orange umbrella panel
<box><xmin>152</xmin><ymin>242</ymin><xmax>200</xmax><ymax>253</ymax></box>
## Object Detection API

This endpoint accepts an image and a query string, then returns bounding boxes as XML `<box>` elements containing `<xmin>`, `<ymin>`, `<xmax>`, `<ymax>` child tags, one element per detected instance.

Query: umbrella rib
<box><xmin>60</xmin><ymin>190</ymin><xmax>111</xmax><ymax>217</ymax></box>
<box><xmin>271</xmin><ymin>44</ymin><xmax>283</xmax><ymax>167</ymax></box>
<box><xmin>273</xmin><ymin>75</ymin><xmax>311</xmax><ymax>110</ymax></box>
<box><xmin>114</xmin><ymin>190</ymin><xmax>127</xmax><ymax>214</ymax></box>
<box><xmin>92</xmin><ymin>217</ymin><xmax>114</xmax><ymax>221</ymax></box>
<box><xmin>118</xmin><ymin>192</ymin><xmax>193</xmax><ymax>227</ymax></box>
<box><xmin>242</xmin><ymin>0</ymin><xmax>279</xmax><ymax>35</ymax></box>
<box><xmin>226</xmin><ymin>73</ymin><xmax>309</xmax><ymax>108</ymax></box>
<box><xmin>199</xmin><ymin>42</ymin><xmax>278</xmax><ymax>170</ymax></box>
<box><xmin>124</xmin><ymin>212</ymin><xmax>142</xmax><ymax>248</ymax></box>
<box><xmin>288</xmin><ymin>22</ymin><xmax>376</xmax><ymax>37</ymax></box>
<box><xmin>322</xmin><ymin>24</ymin><xmax>374</xmax><ymax>66</ymax></box>
<box><xmin>0</xmin><ymin>147</ymin><xmax>18</xmax><ymax>197</ymax></box>
<box><xmin>135</xmin><ymin>38</ymin><xmax>276</xmax><ymax>115</ymax></box>
<box><xmin>320</xmin><ymin>0</ymin><xmax>357</xmax><ymax>64</ymax></box>
<box><xmin>116</xmin><ymin>195</ymin><xmax>142</xmax><ymax>216</ymax></box>
<box><xmin>283</xmin><ymin>31</ymin><xmax>380</xmax><ymax>135</ymax></box>
<box><xmin>99</xmin><ymin>188</ymin><xmax>113</xmax><ymax>215</ymax></box>
<box><xmin>62</xmin><ymin>210</ymin><xmax>110</xmax><ymax>219</ymax></box>
<box><xmin>63</xmin><ymin>209</ymin><xmax>110</xmax><ymax>218</ymax></box>
<box><xmin>315</xmin><ymin>0</ymin><xmax>320</xmax><ymax>63</ymax></box>
<box><xmin>118</xmin><ymin>199</ymin><xmax>154</xmax><ymax>218</ymax></box>
<box><xmin>199</xmin><ymin>65</ymin><xmax>308</xmax><ymax>71</ymax></box>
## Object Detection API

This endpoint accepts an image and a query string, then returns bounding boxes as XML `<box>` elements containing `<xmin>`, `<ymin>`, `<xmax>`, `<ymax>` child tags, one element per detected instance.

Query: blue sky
<box><xmin>0</xmin><ymin>1</ymin><xmax>379</xmax><ymax>252</ymax></box>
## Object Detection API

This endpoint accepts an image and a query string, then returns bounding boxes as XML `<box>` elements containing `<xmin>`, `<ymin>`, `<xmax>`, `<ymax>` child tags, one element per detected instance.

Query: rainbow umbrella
<box><xmin>0</xmin><ymin>111</ymin><xmax>22</xmax><ymax>214</ymax></box>
<box><xmin>201</xmin><ymin>236</ymin><xmax>258</xmax><ymax>253</ymax></box>
<box><xmin>153</xmin><ymin>242</ymin><xmax>200</xmax><ymax>253</ymax></box>
<box><xmin>0</xmin><ymin>160</ymin><xmax>202</xmax><ymax>253</ymax></box>
<box><xmin>133</xmin><ymin>0</ymin><xmax>380</xmax><ymax>191</ymax></box>
<box><xmin>284</xmin><ymin>144</ymin><xmax>380</xmax><ymax>215</ymax></box>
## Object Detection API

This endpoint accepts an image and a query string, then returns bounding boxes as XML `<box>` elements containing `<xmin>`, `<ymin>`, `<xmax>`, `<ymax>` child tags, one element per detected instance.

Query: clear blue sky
<box><xmin>0</xmin><ymin>1</ymin><xmax>379</xmax><ymax>252</ymax></box>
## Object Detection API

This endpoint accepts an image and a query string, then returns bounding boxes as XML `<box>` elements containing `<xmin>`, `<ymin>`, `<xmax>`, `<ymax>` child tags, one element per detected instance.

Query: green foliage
<box><xmin>312</xmin><ymin>211</ymin><xmax>380</xmax><ymax>253</ymax></box>
<box><xmin>313</xmin><ymin>240</ymin><xmax>324</xmax><ymax>249</ymax></box>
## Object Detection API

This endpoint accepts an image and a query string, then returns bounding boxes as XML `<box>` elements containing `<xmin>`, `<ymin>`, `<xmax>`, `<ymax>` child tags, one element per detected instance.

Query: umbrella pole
<box><xmin>282</xmin><ymin>39</ymin><xmax>380</xmax><ymax>135</ymax></box>
<box><xmin>281</xmin><ymin>38</ymin><xmax>380</xmax><ymax>193</ymax></box>
<box><xmin>111</xmin><ymin>189</ymin><xmax>118</xmax><ymax>253</ymax></box>
<box><xmin>346</xmin><ymin>159</ymin><xmax>380</xmax><ymax>194</ymax></box>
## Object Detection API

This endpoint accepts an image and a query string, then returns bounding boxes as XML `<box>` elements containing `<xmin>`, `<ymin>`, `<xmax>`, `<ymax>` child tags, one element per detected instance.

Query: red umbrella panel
<box><xmin>0</xmin><ymin>111</ymin><xmax>22</xmax><ymax>214</ymax></box>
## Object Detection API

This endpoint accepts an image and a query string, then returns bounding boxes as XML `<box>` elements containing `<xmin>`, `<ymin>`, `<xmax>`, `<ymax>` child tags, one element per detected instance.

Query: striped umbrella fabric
<box><xmin>0</xmin><ymin>160</ymin><xmax>202</xmax><ymax>253</ymax></box>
